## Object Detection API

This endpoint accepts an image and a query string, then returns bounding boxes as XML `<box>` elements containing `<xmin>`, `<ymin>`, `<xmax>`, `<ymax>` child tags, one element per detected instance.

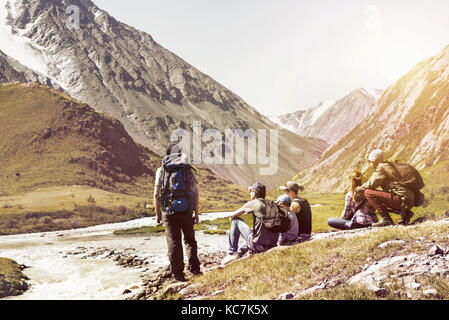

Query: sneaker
<box><xmin>188</xmin><ymin>269</ymin><xmax>203</xmax><ymax>276</ymax></box>
<box><xmin>372</xmin><ymin>219</ymin><xmax>394</xmax><ymax>228</ymax></box>
<box><xmin>221</xmin><ymin>253</ymin><xmax>240</xmax><ymax>265</ymax></box>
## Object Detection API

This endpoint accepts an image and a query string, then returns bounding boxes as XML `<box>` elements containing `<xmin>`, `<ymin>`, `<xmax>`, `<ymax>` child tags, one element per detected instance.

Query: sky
<box><xmin>94</xmin><ymin>0</ymin><xmax>449</xmax><ymax>116</ymax></box>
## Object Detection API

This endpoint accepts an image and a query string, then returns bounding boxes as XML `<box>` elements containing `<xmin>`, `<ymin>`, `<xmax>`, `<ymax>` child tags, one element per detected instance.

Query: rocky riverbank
<box><xmin>121</xmin><ymin>217</ymin><xmax>449</xmax><ymax>301</ymax></box>
<box><xmin>0</xmin><ymin>258</ymin><xmax>30</xmax><ymax>298</ymax></box>
<box><xmin>64</xmin><ymin>244</ymin><xmax>228</xmax><ymax>300</ymax></box>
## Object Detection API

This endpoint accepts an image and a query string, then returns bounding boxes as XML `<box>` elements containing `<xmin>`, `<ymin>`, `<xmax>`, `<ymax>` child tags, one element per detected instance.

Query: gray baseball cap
<box><xmin>280</xmin><ymin>181</ymin><xmax>302</xmax><ymax>193</ymax></box>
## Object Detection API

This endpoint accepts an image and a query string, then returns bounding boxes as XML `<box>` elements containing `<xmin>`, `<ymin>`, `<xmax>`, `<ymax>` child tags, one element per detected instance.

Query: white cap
<box><xmin>368</xmin><ymin>149</ymin><xmax>384</xmax><ymax>163</ymax></box>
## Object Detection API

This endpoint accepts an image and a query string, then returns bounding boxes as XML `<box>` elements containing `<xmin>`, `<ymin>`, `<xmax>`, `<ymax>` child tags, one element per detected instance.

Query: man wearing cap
<box><xmin>280</xmin><ymin>181</ymin><xmax>312</xmax><ymax>241</ymax></box>
<box><xmin>276</xmin><ymin>195</ymin><xmax>299</xmax><ymax>246</ymax></box>
<box><xmin>221</xmin><ymin>182</ymin><xmax>280</xmax><ymax>265</ymax></box>
<box><xmin>356</xmin><ymin>149</ymin><xmax>415</xmax><ymax>227</ymax></box>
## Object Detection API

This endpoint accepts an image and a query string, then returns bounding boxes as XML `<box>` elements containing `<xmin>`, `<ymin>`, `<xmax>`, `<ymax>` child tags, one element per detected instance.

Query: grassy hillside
<box><xmin>0</xmin><ymin>83</ymin><xmax>247</xmax><ymax>235</ymax></box>
<box><xmin>0</xmin><ymin>258</ymin><xmax>29</xmax><ymax>298</ymax></box>
<box><xmin>161</xmin><ymin>218</ymin><xmax>449</xmax><ymax>300</ymax></box>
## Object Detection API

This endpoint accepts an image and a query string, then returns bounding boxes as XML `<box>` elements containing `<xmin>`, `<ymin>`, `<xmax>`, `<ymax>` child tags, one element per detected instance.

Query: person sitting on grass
<box><xmin>327</xmin><ymin>170</ymin><xmax>378</xmax><ymax>231</ymax></box>
<box><xmin>221</xmin><ymin>182</ymin><xmax>279</xmax><ymax>265</ymax></box>
<box><xmin>280</xmin><ymin>181</ymin><xmax>312</xmax><ymax>242</ymax></box>
<box><xmin>276</xmin><ymin>195</ymin><xmax>299</xmax><ymax>246</ymax></box>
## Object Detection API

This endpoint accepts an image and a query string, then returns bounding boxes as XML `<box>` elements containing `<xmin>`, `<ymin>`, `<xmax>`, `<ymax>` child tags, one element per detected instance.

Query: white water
<box><xmin>0</xmin><ymin>212</ymin><xmax>232</xmax><ymax>300</ymax></box>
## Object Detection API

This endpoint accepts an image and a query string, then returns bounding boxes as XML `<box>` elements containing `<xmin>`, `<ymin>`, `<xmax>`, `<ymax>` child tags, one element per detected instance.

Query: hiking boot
<box><xmin>373</xmin><ymin>212</ymin><xmax>394</xmax><ymax>228</ymax></box>
<box><xmin>398</xmin><ymin>210</ymin><xmax>414</xmax><ymax>226</ymax></box>
<box><xmin>188</xmin><ymin>269</ymin><xmax>203</xmax><ymax>276</ymax></box>
<box><xmin>173</xmin><ymin>273</ymin><xmax>187</xmax><ymax>282</ymax></box>
<box><xmin>221</xmin><ymin>253</ymin><xmax>240</xmax><ymax>265</ymax></box>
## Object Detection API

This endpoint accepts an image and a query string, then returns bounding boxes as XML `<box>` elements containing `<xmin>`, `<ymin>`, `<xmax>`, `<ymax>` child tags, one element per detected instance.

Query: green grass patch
<box><xmin>203</xmin><ymin>229</ymin><xmax>227</xmax><ymax>235</ymax></box>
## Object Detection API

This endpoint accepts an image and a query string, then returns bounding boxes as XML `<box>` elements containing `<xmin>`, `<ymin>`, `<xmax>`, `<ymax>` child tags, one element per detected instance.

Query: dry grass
<box><xmin>187</xmin><ymin>220</ymin><xmax>449</xmax><ymax>300</ymax></box>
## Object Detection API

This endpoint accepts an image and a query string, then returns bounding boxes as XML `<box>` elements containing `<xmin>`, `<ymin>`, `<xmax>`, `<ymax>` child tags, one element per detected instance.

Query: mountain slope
<box><xmin>273</xmin><ymin>89</ymin><xmax>382</xmax><ymax>145</ymax></box>
<box><xmin>0</xmin><ymin>0</ymin><xmax>328</xmax><ymax>189</ymax></box>
<box><xmin>0</xmin><ymin>49</ymin><xmax>54</xmax><ymax>85</ymax></box>
<box><xmin>295</xmin><ymin>45</ymin><xmax>449</xmax><ymax>192</ymax></box>
<box><xmin>0</xmin><ymin>82</ymin><xmax>248</xmax><ymax>208</ymax></box>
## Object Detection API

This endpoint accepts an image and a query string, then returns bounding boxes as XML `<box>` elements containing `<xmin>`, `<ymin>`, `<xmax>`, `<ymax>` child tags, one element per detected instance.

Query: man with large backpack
<box><xmin>153</xmin><ymin>144</ymin><xmax>201</xmax><ymax>281</ymax></box>
<box><xmin>221</xmin><ymin>182</ymin><xmax>289</xmax><ymax>265</ymax></box>
<box><xmin>356</xmin><ymin>149</ymin><xmax>425</xmax><ymax>227</ymax></box>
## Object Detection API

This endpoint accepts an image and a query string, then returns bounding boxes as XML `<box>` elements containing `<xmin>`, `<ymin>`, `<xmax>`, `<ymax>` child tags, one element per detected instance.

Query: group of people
<box><xmin>327</xmin><ymin>149</ymin><xmax>421</xmax><ymax>231</ymax></box>
<box><xmin>154</xmin><ymin>144</ymin><xmax>424</xmax><ymax>282</ymax></box>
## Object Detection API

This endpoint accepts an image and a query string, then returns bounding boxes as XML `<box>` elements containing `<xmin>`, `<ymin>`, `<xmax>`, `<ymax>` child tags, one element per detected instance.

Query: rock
<box><xmin>404</xmin><ymin>277</ymin><xmax>421</xmax><ymax>290</ymax></box>
<box><xmin>374</xmin><ymin>287</ymin><xmax>389</xmax><ymax>297</ymax></box>
<box><xmin>428</xmin><ymin>245</ymin><xmax>444</xmax><ymax>256</ymax></box>
<box><xmin>162</xmin><ymin>282</ymin><xmax>188</xmax><ymax>296</ymax></box>
<box><xmin>423</xmin><ymin>289</ymin><xmax>439</xmax><ymax>298</ymax></box>
<box><xmin>211</xmin><ymin>290</ymin><xmax>224</xmax><ymax>297</ymax></box>
<box><xmin>178</xmin><ymin>283</ymin><xmax>202</xmax><ymax>297</ymax></box>
<box><xmin>378</xmin><ymin>240</ymin><xmax>406</xmax><ymax>249</ymax></box>
<box><xmin>277</xmin><ymin>292</ymin><xmax>295</xmax><ymax>300</ymax></box>
<box><xmin>123</xmin><ymin>289</ymin><xmax>131</xmax><ymax>294</ymax></box>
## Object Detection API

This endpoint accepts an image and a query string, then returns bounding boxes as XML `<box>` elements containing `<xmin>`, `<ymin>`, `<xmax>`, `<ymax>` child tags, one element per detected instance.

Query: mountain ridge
<box><xmin>272</xmin><ymin>88</ymin><xmax>382</xmax><ymax>145</ymax></box>
<box><xmin>0</xmin><ymin>0</ymin><xmax>328</xmax><ymax>189</ymax></box>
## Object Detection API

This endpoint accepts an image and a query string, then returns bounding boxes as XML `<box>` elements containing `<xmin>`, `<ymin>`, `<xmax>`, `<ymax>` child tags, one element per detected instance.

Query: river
<box><xmin>0</xmin><ymin>212</ymin><xmax>232</xmax><ymax>300</ymax></box>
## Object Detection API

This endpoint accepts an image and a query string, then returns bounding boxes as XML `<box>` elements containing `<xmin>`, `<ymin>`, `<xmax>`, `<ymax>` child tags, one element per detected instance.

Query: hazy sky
<box><xmin>95</xmin><ymin>0</ymin><xmax>449</xmax><ymax>116</ymax></box>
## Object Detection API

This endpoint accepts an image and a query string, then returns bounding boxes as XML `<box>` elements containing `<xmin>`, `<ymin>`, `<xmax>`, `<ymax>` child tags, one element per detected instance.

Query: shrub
<box><xmin>119</xmin><ymin>206</ymin><xmax>128</xmax><ymax>215</ymax></box>
<box><xmin>40</xmin><ymin>216</ymin><xmax>54</xmax><ymax>225</ymax></box>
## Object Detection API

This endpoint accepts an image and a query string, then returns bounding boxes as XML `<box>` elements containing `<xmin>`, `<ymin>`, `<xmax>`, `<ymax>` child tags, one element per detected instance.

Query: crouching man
<box><xmin>221</xmin><ymin>182</ymin><xmax>279</xmax><ymax>265</ymax></box>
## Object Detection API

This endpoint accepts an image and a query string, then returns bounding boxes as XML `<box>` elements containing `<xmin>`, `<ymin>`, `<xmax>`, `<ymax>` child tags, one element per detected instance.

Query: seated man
<box><xmin>276</xmin><ymin>195</ymin><xmax>299</xmax><ymax>246</ymax></box>
<box><xmin>221</xmin><ymin>182</ymin><xmax>279</xmax><ymax>265</ymax></box>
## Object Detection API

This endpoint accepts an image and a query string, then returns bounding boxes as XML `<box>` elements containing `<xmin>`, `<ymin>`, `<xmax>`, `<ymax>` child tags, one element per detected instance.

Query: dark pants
<box><xmin>162</xmin><ymin>211</ymin><xmax>200</xmax><ymax>276</ymax></box>
<box><xmin>327</xmin><ymin>218</ymin><xmax>370</xmax><ymax>231</ymax></box>
<box><xmin>364</xmin><ymin>189</ymin><xmax>413</xmax><ymax>215</ymax></box>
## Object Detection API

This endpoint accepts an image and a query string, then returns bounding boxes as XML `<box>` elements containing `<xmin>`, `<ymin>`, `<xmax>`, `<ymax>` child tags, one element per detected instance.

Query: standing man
<box><xmin>153</xmin><ymin>144</ymin><xmax>201</xmax><ymax>282</ymax></box>
<box><xmin>280</xmin><ymin>181</ymin><xmax>312</xmax><ymax>242</ymax></box>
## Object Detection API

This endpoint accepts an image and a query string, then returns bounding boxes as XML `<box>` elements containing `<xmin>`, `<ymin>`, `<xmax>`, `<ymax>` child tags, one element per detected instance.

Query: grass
<box><xmin>0</xmin><ymin>258</ymin><xmax>29</xmax><ymax>298</ymax></box>
<box><xmin>185</xmin><ymin>220</ymin><xmax>449</xmax><ymax>300</ymax></box>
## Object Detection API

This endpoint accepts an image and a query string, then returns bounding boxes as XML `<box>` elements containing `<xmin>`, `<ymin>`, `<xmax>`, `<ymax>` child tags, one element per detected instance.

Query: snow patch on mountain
<box><xmin>274</xmin><ymin>88</ymin><xmax>382</xmax><ymax>144</ymax></box>
<box><xmin>310</xmin><ymin>100</ymin><xmax>334</xmax><ymax>124</ymax></box>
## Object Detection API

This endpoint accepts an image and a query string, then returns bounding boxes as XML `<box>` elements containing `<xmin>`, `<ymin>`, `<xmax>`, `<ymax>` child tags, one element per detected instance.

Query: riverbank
<box><xmin>0</xmin><ymin>212</ymin><xmax>232</xmax><ymax>300</ymax></box>
<box><xmin>0</xmin><ymin>258</ymin><xmax>29</xmax><ymax>298</ymax></box>
<box><xmin>130</xmin><ymin>215</ymin><xmax>449</xmax><ymax>300</ymax></box>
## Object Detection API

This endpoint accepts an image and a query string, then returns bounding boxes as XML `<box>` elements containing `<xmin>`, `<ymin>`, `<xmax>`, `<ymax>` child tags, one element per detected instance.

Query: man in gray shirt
<box><xmin>221</xmin><ymin>182</ymin><xmax>279</xmax><ymax>265</ymax></box>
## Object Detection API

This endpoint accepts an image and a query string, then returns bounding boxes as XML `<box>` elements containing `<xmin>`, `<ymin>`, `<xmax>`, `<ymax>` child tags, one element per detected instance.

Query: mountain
<box><xmin>272</xmin><ymin>88</ymin><xmax>382</xmax><ymax>145</ymax></box>
<box><xmin>0</xmin><ymin>49</ymin><xmax>54</xmax><ymax>85</ymax></box>
<box><xmin>0</xmin><ymin>0</ymin><xmax>328</xmax><ymax>189</ymax></box>
<box><xmin>294</xmin><ymin>45</ymin><xmax>449</xmax><ymax>192</ymax></box>
<box><xmin>0</xmin><ymin>82</ymin><xmax>248</xmax><ymax>204</ymax></box>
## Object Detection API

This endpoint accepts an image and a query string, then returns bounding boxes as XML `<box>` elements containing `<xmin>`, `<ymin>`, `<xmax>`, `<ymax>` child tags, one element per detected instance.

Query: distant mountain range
<box><xmin>0</xmin><ymin>0</ymin><xmax>328</xmax><ymax>189</ymax></box>
<box><xmin>271</xmin><ymin>88</ymin><xmax>383</xmax><ymax>145</ymax></box>
<box><xmin>295</xmin><ymin>45</ymin><xmax>449</xmax><ymax>192</ymax></box>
